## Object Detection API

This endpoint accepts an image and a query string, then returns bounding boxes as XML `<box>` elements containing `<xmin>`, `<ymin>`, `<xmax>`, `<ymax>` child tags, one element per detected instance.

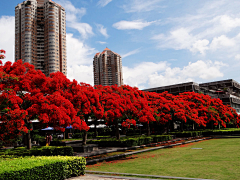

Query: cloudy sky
<box><xmin>1</xmin><ymin>0</ymin><xmax>240</xmax><ymax>89</ymax></box>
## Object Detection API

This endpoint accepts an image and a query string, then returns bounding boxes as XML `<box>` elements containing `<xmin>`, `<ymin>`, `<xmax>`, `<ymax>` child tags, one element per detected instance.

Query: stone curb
<box><xmin>86</xmin><ymin>137</ymin><xmax>212</xmax><ymax>164</ymax></box>
<box><xmin>85</xmin><ymin>171</ymin><xmax>215</xmax><ymax>180</ymax></box>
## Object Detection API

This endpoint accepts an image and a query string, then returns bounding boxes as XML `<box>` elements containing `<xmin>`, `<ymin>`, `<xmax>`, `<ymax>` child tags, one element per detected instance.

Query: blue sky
<box><xmin>1</xmin><ymin>0</ymin><xmax>240</xmax><ymax>89</ymax></box>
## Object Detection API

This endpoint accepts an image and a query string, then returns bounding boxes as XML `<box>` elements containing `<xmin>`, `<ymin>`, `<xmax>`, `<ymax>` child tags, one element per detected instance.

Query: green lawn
<box><xmin>87</xmin><ymin>138</ymin><xmax>240</xmax><ymax>180</ymax></box>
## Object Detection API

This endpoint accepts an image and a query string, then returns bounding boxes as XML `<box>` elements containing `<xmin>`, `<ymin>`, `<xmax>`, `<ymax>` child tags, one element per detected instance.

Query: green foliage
<box><xmin>96</xmin><ymin>135</ymin><xmax>111</xmax><ymax>139</ymax></box>
<box><xmin>170</xmin><ymin>131</ymin><xmax>203</xmax><ymax>137</ymax></box>
<box><xmin>0</xmin><ymin>156</ymin><xmax>86</xmax><ymax>180</ymax></box>
<box><xmin>0</xmin><ymin>146</ymin><xmax>73</xmax><ymax>158</ymax></box>
<box><xmin>170</xmin><ymin>129</ymin><xmax>240</xmax><ymax>137</ymax></box>
<box><xmin>32</xmin><ymin>134</ymin><xmax>45</xmax><ymax>142</ymax></box>
<box><xmin>89</xmin><ymin>135</ymin><xmax>172</xmax><ymax>147</ymax></box>
<box><xmin>72</xmin><ymin>132</ymin><xmax>94</xmax><ymax>139</ymax></box>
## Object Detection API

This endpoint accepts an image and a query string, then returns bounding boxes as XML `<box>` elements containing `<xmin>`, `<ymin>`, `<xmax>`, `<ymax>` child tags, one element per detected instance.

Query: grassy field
<box><xmin>87</xmin><ymin>138</ymin><xmax>240</xmax><ymax>180</ymax></box>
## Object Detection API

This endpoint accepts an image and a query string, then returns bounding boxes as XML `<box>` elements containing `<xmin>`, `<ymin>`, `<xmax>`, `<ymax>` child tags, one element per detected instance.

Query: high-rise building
<box><xmin>15</xmin><ymin>0</ymin><xmax>67</xmax><ymax>76</ymax></box>
<box><xmin>93</xmin><ymin>47</ymin><xmax>123</xmax><ymax>86</ymax></box>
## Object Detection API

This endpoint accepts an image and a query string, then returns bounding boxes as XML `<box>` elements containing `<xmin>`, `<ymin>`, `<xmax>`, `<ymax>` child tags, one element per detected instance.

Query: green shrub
<box><xmin>169</xmin><ymin>129</ymin><xmax>240</xmax><ymax>137</ymax></box>
<box><xmin>89</xmin><ymin>135</ymin><xmax>172</xmax><ymax>147</ymax></box>
<box><xmin>170</xmin><ymin>131</ymin><xmax>203</xmax><ymax>137</ymax></box>
<box><xmin>72</xmin><ymin>133</ymin><xmax>82</xmax><ymax>139</ymax></box>
<box><xmin>72</xmin><ymin>132</ymin><xmax>94</xmax><ymax>139</ymax></box>
<box><xmin>0</xmin><ymin>146</ymin><xmax>73</xmax><ymax>158</ymax></box>
<box><xmin>152</xmin><ymin>135</ymin><xmax>172</xmax><ymax>143</ymax></box>
<box><xmin>0</xmin><ymin>156</ymin><xmax>86</xmax><ymax>180</ymax></box>
<box><xmin>202</xmin><ymin>129</ymin><xmax>240</xmax><ymax>136</ymax></box>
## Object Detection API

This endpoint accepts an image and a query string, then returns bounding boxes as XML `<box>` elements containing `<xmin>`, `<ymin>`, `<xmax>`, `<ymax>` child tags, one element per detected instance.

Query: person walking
<box><xmin>46</xmin><ymin>133</ymin><xmax>51</xmax><ymax>146</ymax></box>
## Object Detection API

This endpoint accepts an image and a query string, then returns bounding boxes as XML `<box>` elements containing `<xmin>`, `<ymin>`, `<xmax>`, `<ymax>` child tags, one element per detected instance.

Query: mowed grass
<box><xmin>87</xmin><ymin>138</ymin><xmax>240</xmax><ymax>180</ymax></box>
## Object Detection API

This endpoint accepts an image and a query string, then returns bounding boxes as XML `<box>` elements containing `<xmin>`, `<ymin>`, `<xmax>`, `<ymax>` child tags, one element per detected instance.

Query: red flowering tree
<box><xmin>96</xmin><ymin>85</ymin><xmax>134</xmax><ymax>139</ymax></box>
<box><xmin>45</xmin><ymin>73</ymin><xmax>103</xmax><ymax>144</ymax></box>
<box><xmin>75</xmin><ymin>83</ymin><xmax>103</xmax><ymax>145</ymax></box>
<box><xmin>176</xmin><ymin>92</ymin><xmax>240</xmax><ymax>129</ymax></box>
<box><xmin>0</xmin><ymin>49</ymin><xmax>6</xmax><ymax>60</ymax></box>
<box><xmin>0</xmin><ymin>57</ymin><xmax>88</xmax><ymax>149</ymax></box>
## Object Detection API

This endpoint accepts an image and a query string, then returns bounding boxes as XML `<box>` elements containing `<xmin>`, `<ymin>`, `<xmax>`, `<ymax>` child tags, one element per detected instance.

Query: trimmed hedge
<box><xmin>170</xmin><ymin>129</ymin><xmax>240</xmax><ymax>137</ymax></box>
<box><xmin>88</xmin><ymin>135</ymin><xmax>172</xmax><ymax>147</ymax></box>
<box><xmin>169</xmin><ymin>131</ymin><xmax>202</xmax><ymax>137</ymax></box>
<box><xmin>0</xmin><ymin>156</ymin><xmax>86</xmax><ymax>180</ymax></box>
<box><xmin>0</xmin><ymin>146</ymin><xmax>73</xmax><ymax>158</ymax></box>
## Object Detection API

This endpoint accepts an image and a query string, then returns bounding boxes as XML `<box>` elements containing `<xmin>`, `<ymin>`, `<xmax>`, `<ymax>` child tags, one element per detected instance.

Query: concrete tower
<box><xmin>93</xmin><ymin>47</ymin><xmax>123</xmax><ymax>86</ymax></box>
<box><xmin>15</xmin><ymin>0</ymin><xmax>67</xmax><ymax>76</ymax></box>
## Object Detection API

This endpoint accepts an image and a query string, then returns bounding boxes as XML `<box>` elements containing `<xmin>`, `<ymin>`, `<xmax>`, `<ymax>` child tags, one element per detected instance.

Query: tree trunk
<box><xmin>167</xmin><ymin>122</ymin><xmax>169</xmax><ymax>134</ymax></box>
<box><xmin>192</xmin><ymin>121</ymin><xmax>195</xmax><ymax>131</ymax></box>
<box><xmin>82</xmin><ymin>116</ymin><xmax>89</xmax><ymax>145</ymax></box>
<box><xmin>180</xmin><ymin>120</ymin><xmax>183</xmax><ymax>132</ymax></box>
<box><xmin>94</xmin><ymin>120</ymin><xmax>98</xmax><ymax>138</ymax></box>
<box><xmin>115</xmin><ymin>121</ymin><xmax>120</xmax><ymax>140</ymax></box>
<box><xmin>27</xmin><ymin>132</ymin><xmax>31</xmax><ymax>150</ymax></box>
<box><xmin>82</xmin><ymin>131</ymin><xmax>87</xmax><ymax>145</ymax></box>
<box><xmin>147</xmin><ymin>122</ymin><xmax>150</xmax><ymax>136</ymax></box>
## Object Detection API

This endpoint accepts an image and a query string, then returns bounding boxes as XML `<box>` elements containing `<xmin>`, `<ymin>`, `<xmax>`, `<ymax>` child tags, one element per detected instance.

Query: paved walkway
<box><xmin>67</xmin><ymin>174</ymin><xmax>162</xmax><ymax>180</ymax></box>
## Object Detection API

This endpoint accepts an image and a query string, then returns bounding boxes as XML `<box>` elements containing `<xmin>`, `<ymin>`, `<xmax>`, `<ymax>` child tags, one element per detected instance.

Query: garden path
<box><xmin>67</xmin><ymin>174</ymin><xmax>162</xmax><ymax>179</ymax></box>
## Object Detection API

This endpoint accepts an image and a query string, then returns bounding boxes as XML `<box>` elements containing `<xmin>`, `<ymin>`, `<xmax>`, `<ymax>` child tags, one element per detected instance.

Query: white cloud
<box><xmin>235</xmin><ymin>54</ymin><xmax>240</xmax><ymax>60</ymax></box>
<box><xmin>68</xmin><ymin>22</ymin><xmax>94</xmax><ymax>39</ymax></box>
<box><xmin>122</xmin><ymin>58</ymin><xmax>227</xmax><ymax>89</ymax></box>
<box><xmin>153</xmin><ymin>27</ymin><xmax>238</xmax><ymax>55</ymax></box>
<box><xmin>56</xmin><ymin>0</ymin><xmax>93</xmax><ymax>39</ymax></box>
<box><xmin>190</xmin><ymin>39</ymin><xmax>209</xmax><ymax>55</ymax></box>
<box><xmin>66</xmin><ymin>33</ymin><xmax>95</xmax><ymax>66</ymax></box>
<box><xmin>151</xmin><ymin>0</ymin><xmax>240</xmax><ymax>59</ymax></box>
<box><xmin>0</xmin><ymin>16</ymin><xmax>15</xmax><ymax>63</ymax></box>
<box><xmin>122</xmin><ymin>48</ymin><xmax>140</xmax><ymax>58</ymax></box>
<box><xmin>96</xmin><ymin>24</ymin><xmax>109</xmax><ymax>38</ymax></box>
<box><xmin>56</xmin><ymin>0</ymin><xmax>86</xmax><ymax>22</ymax></box>
<box><xmin>97</xmin><ymin>0</ymin><xmax>112</xmax><ymax>7</ymax></box>
<box><xmin>123</xmin><ymin>61</ymin><xmax>168</xmax><ymax>88</ymax></box>
<box><xmin>123</xmin><ymin>0</ymin><xmax>163</xmax><ymax>13</ymax></box>
<box><xmin>96</xmin><ymin>41</ymin><xmax>107</xmax><ymax>44</ymax></box>
<box><xmin>148</xmin><ymin>60</ymin><xmax>227</xmax><ymax>87</ymax></box>
<box><xmin>68</xmin><ymin>64</ymin><xmax>94</xmax><ymax>85</ymax></box>
<box><xmin>152</xmin><ymin>28</ymin><xmax>195</xmax><ymax>50</ymax></box>
<box><xmin>66</xmin><ymin>33</ymin><xmax>96</xmax><ymax>85</ymax></box>
<box><xmin>218</xmin><ymin>15</ymin><xmax>240</xmax><ymax>32</ymax></box>
<box><xmin>209</xmin><ymin>35</ymin><xmax>235</xmax><ymax>51</ymax></box>
<box><xmin>181</xmin><ymin>60</ymin><xmax>227</xmax><ymax>79</ymax></box>
<box><xmin>113</xmin><ymin>20</ymin><xmax>156</xmax><ymax>30</ymax></box>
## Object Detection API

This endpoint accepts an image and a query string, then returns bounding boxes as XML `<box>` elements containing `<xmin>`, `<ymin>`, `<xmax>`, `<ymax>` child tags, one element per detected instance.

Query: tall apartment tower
<box><xmin>15</xmin><ymin>0</ymin><xmax>67</xmax><ymax>76</ymax></box>
<box><xmin>93</xmin><ymin>48</ymin><xmax>123</xmax><ymax>86</ymax></box>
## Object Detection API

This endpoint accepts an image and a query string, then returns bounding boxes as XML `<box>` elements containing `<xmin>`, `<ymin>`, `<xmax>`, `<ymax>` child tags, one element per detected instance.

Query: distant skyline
<box><xmin>1</xmin><ymin>0</ymin><xmax>240</xmax><ymax>89</ymax></box>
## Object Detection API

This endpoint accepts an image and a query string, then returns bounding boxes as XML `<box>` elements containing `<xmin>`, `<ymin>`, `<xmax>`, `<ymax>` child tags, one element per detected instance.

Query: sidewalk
<box><xmin>67</xmin><ymin>174</ymin><xmax>162</xmax><ymax>180</ymax></box>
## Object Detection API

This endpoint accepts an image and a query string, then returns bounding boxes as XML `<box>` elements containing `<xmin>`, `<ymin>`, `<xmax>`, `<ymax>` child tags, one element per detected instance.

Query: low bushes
<box><xmin>0</xmin><ymin>146</ymin><xmax>73</xmax><ymax>158</ymax></box>
<box><xmin>72</xmin><ymin>132</ymin><xmax>94</xmax><ymax>139</ymax></box>
<box><xmin>202</xmin><ymin>129</ymin><xmax>240</xmax><ymax>136</ymax></box>
<box><xmin>169</xmin><ymin>128</ymin><xmax>240</xmax><ymax>137</ymax></box>
<box><xmin>88</xmin><ymin>135</ymin><xmax>172</xmax><ymax>147</ymax></box>
<box><xmin>170</xmin><ymin>131</ymin><xmax>203</xmax><ymax>137</ymax></box>
<box><xmin>0</xmin><ymin>156</ymin><xmax>86</xmax><ymax>180</ymax></box>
